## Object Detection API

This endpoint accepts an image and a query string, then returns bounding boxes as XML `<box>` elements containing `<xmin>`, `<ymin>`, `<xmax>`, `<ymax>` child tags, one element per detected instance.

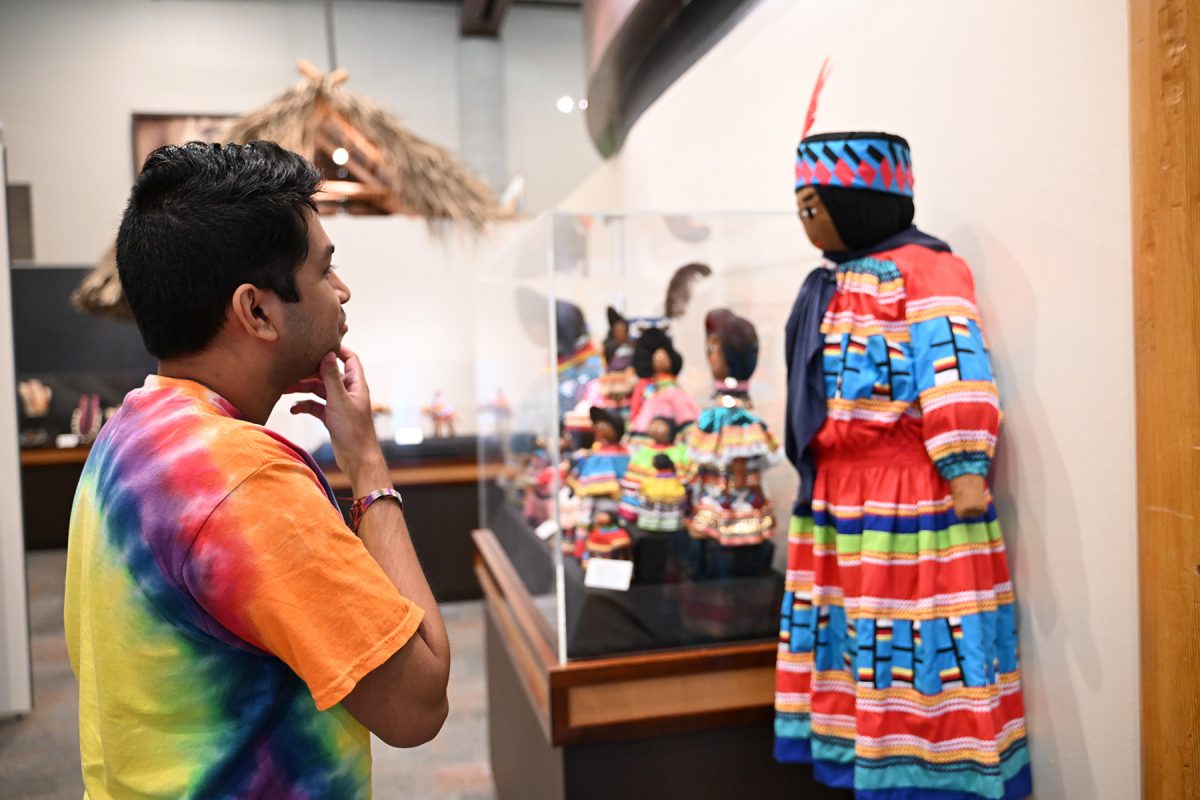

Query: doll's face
<box><xmin>651</xmin><ymin>347</ymin><xmax>672</xmax><ymax>375</ymax></box>
<box><xmin>706</xmin><ymin>333</ymin><xmax>728</xmax><ymax>381</ymax></box>
<box><xmin>612</xmin><ymin>319</ymin><xmax>629</xmax><ymax>344</ymax></box>
<box><xmin>647</xmin><ymin>418</ymin><xmax>672</xmax><ymax>445</ymax></box>
<box><xmin>593</xmin><ymin>419</ymin><xmax>617</xmax><ymax>443</ymax></box>
<box><xmin>594</xmin><ymin>510</ymin><xmax>614</xmax><ymax>526</ymax></box>
<box><xmin>796</xmin><ymin>186</ymin><xmax>847</xmax><ymax>253</ymax></box>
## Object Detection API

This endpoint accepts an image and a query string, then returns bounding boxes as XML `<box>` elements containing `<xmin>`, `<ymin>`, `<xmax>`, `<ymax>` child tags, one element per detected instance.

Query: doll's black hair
<box><xmin>632</xmin><ymin>327</ymin><xmax>683</xmax><ymax>378</ymax></box>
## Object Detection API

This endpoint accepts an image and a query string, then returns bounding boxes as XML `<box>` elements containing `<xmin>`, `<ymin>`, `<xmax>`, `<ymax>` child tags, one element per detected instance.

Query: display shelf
<box><xmin>474</xmin><ymin>527</ymin><xmax>843</xmax><ymax>800</ymax></box>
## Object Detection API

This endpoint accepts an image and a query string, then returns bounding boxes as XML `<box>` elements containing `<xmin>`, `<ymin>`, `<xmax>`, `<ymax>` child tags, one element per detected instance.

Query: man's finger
<box><xmin>284</xmin><ymin>378</ymin><xmax>327</xmax><ymax>398</ymax></box>
<box><xmin>319</xmin><ymin>352</ymin><xmax>347</xmax><ymax>398</ymax></box>
<box><xmin>289</xmin><ymin>400</ymin><xmax>327</xmax><ymax>422</ymax></box>
<box><xmin>338</xmin><ymin>346</ymin><xmax>366</xmax><ymax>394</ymax></box>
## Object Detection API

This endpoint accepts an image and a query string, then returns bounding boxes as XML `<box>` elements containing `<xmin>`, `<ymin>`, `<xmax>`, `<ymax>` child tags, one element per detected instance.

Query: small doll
<box><xmin>555</xmin><ymin>300</ymin><xmax>604</xmax><ymax>415</ymax></box>
<box><xmin>572</xmin><ymin>306</ymin><xmax>640</xmax><ymax>430</ymax></box>
<box><xmin>685</xmin><ymin>309</ymin><xmax>782</xmax><ymax>547</ymax></box>
<box><xmin>566</xmin><ymin>407</ymin><xmax>630</xmax><ymax>527</ymax></box>
<box><xmin>619</xmin><ymin>416</ymin><xmax>690</xmax><ymax>530</ymax></box>
<box><xmin>628</xmin><ymin>327</ymin><xmax>699</xmax><ymax>446</ymax></box>
<box><xmin>636</xmin><ymin>453</ymin><xmax>689</xmax><ymax>533</ymax></box>
<box><xmin>583</xmin><ymin>500</ymin><xmax>632</xmax><ymax>568</ymax></box>
<box><xmin>421</xmin><ymin>391</ymin><xmax>456</xmax><ymax>437</ymax></box>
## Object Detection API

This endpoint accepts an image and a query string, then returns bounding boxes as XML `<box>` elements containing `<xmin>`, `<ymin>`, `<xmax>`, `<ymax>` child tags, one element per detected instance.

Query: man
<box><xmin>65</xmin><ymin>141</ymin><xmax>450</xmax><ymax>799</ymax></box>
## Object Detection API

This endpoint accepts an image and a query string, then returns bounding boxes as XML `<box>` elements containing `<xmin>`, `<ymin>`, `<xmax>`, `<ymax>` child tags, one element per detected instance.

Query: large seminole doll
<box><xmin>774</xmin><ymin>73</ymin><xmax>1030</xmax><ymax>800</ymax></box>
<box><xmin>685</xmin><ymin>309</ymin><xmax>782</xmax><ymax>547</ymax></box>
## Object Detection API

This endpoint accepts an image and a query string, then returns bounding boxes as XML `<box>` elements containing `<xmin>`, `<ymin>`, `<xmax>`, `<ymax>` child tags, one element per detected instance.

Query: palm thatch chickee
<box><xmin>74</xmin><ymin>61</ymin><xmax>505</xmax><ymax>318</ymax></box>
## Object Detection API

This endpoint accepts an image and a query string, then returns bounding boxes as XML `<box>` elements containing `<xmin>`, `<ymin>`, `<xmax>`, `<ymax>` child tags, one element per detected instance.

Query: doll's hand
<box><xmin>949</xmin><ymin>474</ymin><xmax>988</xmax><ymax>520</ymax></box>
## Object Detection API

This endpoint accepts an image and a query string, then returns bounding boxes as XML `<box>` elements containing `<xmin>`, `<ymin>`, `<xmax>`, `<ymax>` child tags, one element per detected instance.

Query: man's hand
<box><xmin>288</xmin><ymin>347</ymin><xmax>387</xmax><ymax>493</ymax></box>
<box><xmin>949</xmin><ymin>474</ymin><xmax>988</xmax><ymax>520</ymax></box>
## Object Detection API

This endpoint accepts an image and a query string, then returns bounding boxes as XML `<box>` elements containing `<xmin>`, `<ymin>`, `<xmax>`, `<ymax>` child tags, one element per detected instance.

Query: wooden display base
<box><xmin>473</xmin><ymin>528</ymin><xmax>848</xmax><ymax>800</ymax></box>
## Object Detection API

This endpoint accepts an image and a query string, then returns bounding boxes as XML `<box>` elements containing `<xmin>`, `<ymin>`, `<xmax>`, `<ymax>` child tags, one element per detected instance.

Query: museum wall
<box><xmin>264</xmin><ymin>215</ymin><xmax>530</xmax><ymax>450</ymax></box>
<box><xmin>563</xmin><ymin>0</ymin><xmax>1139</xmax><ymax>797</ymax></box>
<box><xmin>0</xmin><ymin>0</ymin><xmax>599</xmax><ymax>265</ymax></box>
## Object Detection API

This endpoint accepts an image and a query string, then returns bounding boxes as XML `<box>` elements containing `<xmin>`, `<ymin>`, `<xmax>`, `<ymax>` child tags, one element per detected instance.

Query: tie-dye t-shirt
<box><xmin>65</xmin><ymin>376</ymin><xmax>424</xmax><ymax>799</ymax></box>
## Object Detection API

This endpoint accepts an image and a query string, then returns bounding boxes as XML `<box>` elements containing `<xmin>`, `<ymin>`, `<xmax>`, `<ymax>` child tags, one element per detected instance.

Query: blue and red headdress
<box><xmin>793</xmin><ymin>58</ymin><xmax>915</xmax><ymax>198</ymax></box>
<box><xmin>794</xmin><ymin>132</ymin><xmax>914</xmax><ymax>197</ymax></box>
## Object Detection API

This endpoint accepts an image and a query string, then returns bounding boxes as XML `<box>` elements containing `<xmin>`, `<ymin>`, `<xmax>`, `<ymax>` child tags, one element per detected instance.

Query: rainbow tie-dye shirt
<box><xmin>65</xmin><ymin>376</ymin><xmax>424</xmax><ymax>799</ymax></box>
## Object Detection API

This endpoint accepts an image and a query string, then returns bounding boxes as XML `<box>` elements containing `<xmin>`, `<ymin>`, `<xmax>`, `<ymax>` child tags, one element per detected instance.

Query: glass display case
<box><xmin>474</xmin><ymin>210</ymin><xmax>810</xmax><ymax>664</ymax></box>
<box><xmin>471</xmin><ymin>212</ymin><xmax>847</xmax><ymax>798</ymax></box>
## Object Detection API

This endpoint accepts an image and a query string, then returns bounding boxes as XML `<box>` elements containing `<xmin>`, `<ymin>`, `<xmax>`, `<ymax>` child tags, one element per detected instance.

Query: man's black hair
<box><xmin>116</xmin><ymin>141</ymin><xmax>323</xmax><ymax>359</ymax></box>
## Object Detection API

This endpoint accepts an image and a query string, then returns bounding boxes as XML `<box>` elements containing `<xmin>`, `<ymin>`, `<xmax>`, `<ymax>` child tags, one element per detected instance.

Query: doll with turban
<box><xmin>774</xmin><ymin>109</ymin><xmax>1030</xmax><ymax>799</ymax></box>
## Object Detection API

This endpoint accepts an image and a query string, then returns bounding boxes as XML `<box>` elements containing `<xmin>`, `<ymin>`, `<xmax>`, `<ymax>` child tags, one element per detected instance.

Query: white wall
<box><xmin>0</xmin><ymin>0</ymin><xmax>599</xmax><ymax>265</ymax></box>
<box><xmin>565</xmin><ymin>1</ymin><xmax>1139</xmax><ymax>797</ymax></box>
<box><xmin>0</xmin><ymin>138</ymin><xmax>33</xmax><ymax>717</ymax></box>
<box><xmin>265</xmin><ymin>216</ymin><xmax>530</xmax><ymax>450</ymax></box>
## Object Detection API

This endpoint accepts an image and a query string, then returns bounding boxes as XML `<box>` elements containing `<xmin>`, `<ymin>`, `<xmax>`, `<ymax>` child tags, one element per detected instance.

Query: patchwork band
<box><xmin>794</xmin><ymin>133</ymin><xmax>914</xmax><ymax>197</ymax></box>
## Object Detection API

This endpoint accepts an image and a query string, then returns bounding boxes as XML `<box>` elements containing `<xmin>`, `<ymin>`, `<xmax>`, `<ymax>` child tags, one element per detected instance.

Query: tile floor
<box><xmin>0</xmin><ymin>550</ymin><xmax>496</xmax><ymax>799</ymax></box>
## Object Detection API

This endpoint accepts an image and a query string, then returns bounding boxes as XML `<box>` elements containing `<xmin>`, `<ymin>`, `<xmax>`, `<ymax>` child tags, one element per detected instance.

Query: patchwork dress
<box><xmin>775</xmin><ymin>243</ymin><xmax>1031</xmax><ymax>800</ymax></box>
<box><xmin>686</xmin><ymin>397</ymin><xmax>782</xmax><ymax>547</ymax></box>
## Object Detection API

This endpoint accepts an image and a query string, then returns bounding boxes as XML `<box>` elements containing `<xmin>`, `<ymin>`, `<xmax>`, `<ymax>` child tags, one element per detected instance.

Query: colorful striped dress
<box><xmin>775</xmin><ymin>244</ymin><xmax>1031</xmax><ymax>800</ymax></box>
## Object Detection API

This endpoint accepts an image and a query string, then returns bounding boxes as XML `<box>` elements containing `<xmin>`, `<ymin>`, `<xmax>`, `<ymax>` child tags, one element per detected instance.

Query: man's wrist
<box><xmin>346</xmin><ymin>449</ymin><xmax>389</xmax><ymax>496</ymax></box>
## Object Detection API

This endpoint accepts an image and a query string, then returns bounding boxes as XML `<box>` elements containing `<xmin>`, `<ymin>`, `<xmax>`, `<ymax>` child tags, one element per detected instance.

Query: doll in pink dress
<box><xmin>628</xmin><ymin>327</ymin><xmax>698</xmax><ymax>446</ymax></box>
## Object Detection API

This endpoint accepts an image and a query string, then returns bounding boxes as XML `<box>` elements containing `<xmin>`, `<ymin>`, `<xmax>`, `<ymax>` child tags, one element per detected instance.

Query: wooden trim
<box><xmin>548</xmin><ymin>644</ymin><xmax>776</xmax><ymax>745</ymax></box>
<box><xmin>19</xmin><ymin>446</ymin><xmax>90</xmax><ymax>467</ymax></box>
<box><xmin>566</xmin><ymin>665</ymin><xmax>773</xmax><ymax>727</ymax></box>
<box><xmin>477</xmin><ymin>562</ymin><xmax>552</xmax><ymax>738</ymax></box>
<box><xmin>1130</xmin><ymin>2</ymin><xmax>1200</xmax><ymax>797</ymax></box>
<box><xmin>550</xmin><ymin>639</ymin><xmax>776</xmax><ymax>687</ymax></box>
<box><xmin>472</xmin><ymin>529</ymin><xmax>557</xmax><ymax>662</ymax></box>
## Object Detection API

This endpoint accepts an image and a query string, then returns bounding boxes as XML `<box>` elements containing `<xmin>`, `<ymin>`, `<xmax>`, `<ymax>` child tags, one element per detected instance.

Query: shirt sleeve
<box><xmin>182</xmin><ymin>459</ymin><xmax>424</xmax><ymax>710</ymax></box>
<box><xmin>904</xmin><ymin>252</ymin><xmax>1002</xmax><ymax>481</ymax></box>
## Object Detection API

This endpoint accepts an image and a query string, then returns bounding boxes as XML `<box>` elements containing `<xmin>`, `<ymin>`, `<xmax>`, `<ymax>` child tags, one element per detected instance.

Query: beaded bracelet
<box><xmin>350</xmin><ymin>487</ymin><xmax>404</xmax><ymax>533</ymax></box>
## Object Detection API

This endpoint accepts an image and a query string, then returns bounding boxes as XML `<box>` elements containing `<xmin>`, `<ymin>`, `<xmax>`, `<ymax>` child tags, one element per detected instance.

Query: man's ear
<box><xmin>231</xmin><ymin>284</ymin><xmax>280</xmax><ymax>342</ymax></box>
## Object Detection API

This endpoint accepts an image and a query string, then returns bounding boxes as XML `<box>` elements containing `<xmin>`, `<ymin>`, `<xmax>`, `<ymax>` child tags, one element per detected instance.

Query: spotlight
<box><xmin>331</xmin><ymin>147</ymin><xmax>350</xmax><ymax>166</ymax></box>
<box><xmin>556</xmin><ymin>96</ymin><xmax>574</xmax><ymax>114</ymax></box>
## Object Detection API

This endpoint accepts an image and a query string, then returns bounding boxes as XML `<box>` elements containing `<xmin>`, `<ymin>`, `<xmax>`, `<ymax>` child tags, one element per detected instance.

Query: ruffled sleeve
<box><xmin>903</xmin><ymin>250</ymin><xmax>1002</xmax><ymax>480</ymax></box>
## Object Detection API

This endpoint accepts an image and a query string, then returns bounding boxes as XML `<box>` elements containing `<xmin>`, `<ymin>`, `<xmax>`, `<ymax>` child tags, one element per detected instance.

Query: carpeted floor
<box><xmin>0</xmin><ymin>550</ymin><xmax>495</xmax><ymax>799</ymax></box>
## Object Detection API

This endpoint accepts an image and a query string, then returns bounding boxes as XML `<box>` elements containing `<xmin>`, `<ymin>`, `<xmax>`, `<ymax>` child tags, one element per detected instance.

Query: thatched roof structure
<box><xmin>75</xmin><ymin>61</ymin><xmax>505</xmax><ymax>318</ymax></box>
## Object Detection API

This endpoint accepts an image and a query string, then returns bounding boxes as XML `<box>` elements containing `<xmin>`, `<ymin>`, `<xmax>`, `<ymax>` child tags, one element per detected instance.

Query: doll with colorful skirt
<box><xmin>685</xmin><ymin>309</ymin><xmax>782</xmax><ymax>548</ymax></box>
<box><xmin>565</xmin><ymin>407</ymin><xmax>630</xmax><ymax>545</ymax></box>
<box><xmin>619</xmin><ymin>416</ymin><xmax>690</xmax><ymax>529</ymax></box>
<box><xmin>582</xmin><ymin>498</ymin><xmax>632</xmax><ymax>568</ymax></box>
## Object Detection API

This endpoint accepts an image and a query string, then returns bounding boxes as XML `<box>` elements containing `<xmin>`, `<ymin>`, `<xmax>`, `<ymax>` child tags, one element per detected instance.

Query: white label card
<box><xmin>534</xmin><ymin>520</ymin><xmax>560</xmax><ymax>541</ymax></box>
<box><xmin>583</xmin><ymin>558</ymin><xmax>633</xmax><ymax>592</ymax></box>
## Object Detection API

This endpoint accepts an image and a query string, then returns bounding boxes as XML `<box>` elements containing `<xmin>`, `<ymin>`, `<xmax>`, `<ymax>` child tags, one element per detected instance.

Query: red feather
<box><xmin>802</xmin><ymin>57</ymin><xmax>832</xmax><ymax>139</ymax></box>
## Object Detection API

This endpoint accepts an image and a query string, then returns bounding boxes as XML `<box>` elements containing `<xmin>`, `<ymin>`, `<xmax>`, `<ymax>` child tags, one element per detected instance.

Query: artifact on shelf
<box><xmin>74</xmin><ymin>59</ymin><xmax>507</xmax><ymax>319</ymax></box>
<box><xmin>421</xmin><ymin>391</ymin><xmax>456</xmax><ymax>438</ymax></box>
<box><xmin>18</xmin><ymin>379</ymin><xmax>52</xmax><ymax>448</ymax></box>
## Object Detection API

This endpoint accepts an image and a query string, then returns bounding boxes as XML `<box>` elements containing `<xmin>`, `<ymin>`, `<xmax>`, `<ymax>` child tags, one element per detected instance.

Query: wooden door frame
<box><xmin>1130</xmin><ymin>2</ymin><xmax>1200</xmax><ymax>797</ymax></box>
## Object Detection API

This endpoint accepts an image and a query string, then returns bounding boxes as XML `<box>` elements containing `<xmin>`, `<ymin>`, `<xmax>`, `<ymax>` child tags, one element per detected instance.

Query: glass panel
<box><xmin>477</xmin><ymin>210</ymin><xmax>810</xmax><ymax>663</ymax></box>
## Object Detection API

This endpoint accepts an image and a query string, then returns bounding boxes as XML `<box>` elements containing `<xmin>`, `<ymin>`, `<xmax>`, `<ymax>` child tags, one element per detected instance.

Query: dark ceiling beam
<box><xmin>461</xmin><ymin>0</ymin><xmax>515</xmax><ymax>37</ymax></box>
<box><xmin>582</xmin><ymin>0</ymin><xmax>760</xmax><ymax>157</ymax></box>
